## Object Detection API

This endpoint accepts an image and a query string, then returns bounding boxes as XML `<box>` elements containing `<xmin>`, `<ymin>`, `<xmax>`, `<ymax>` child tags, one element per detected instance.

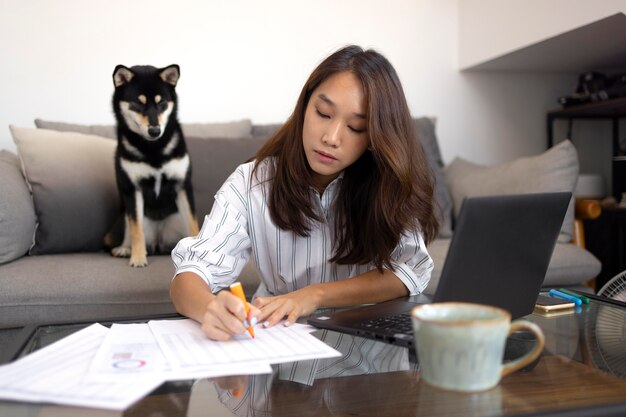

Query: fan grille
<box><xmin>586</xmin><ymin>270</ymin><xmax>626</xmax><ymax>378</ymax></box>
<box><xmin>598</xmin><ymin>270</ymin><xmax>626</xmax><ymax>300</ymax></box>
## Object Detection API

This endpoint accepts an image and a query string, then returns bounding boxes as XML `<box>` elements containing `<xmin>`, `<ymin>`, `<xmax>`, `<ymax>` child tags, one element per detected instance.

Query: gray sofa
<box><xmin>0</xmin><ymin>118</ymin><xmax>601</xmax><ymax>330</ymax></box>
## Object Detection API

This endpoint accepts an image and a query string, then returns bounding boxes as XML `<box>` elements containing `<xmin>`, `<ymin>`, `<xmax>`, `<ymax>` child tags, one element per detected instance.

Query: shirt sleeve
<box><xmin>389</xmin><ymin>229</ymin><xmax>433</xmax><ymax>295</ymax></box>
<box><xmin>171</xmin><ymin>165</ymin><xmax>252</xmax><ymax>293</ymax></box>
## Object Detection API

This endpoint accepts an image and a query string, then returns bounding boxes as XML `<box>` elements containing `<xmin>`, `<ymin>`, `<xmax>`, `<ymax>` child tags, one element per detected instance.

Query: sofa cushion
<box><xmin>0</xmin><ymin>151</ymin><xmax>36</xmax><ymax>264</ymax></box>
<box><xmin>0</xmin><ymin>253</ymin><xmax>175</xmax><ymax>327</ymax></box>
<box><xmin>34</xmin><ymin>118</ymin><xmax>254</xmax><ymax>139</ymax></box>
<box><xmin>414</xmin><ymin>117</ymin><xmax>453</xmax><ymax>238</ymax></box>
<box><xmin>424</xmin><ymin>238</ymin><xmax>601</xmax><ymax>295</ymax></box>
<box><xmin>10</xmin><ymin>126</ymin><xmax>119</xmax><ymax>254</ymax></box>
<box><xmin>0</xmin><ymin>253</ymin><xmax>260</xmax><ymax>328</ymax></box>
<box><xmin>444</xmin><ymin>140</ymin><xmax>578</xmax><ymax>243</ymax></box>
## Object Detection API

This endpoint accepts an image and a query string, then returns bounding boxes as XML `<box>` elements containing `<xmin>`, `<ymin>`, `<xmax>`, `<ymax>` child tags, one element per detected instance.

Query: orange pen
<box><xmin>229</xmin><ymin>282</ymin><xmax>255</xmax><ymax>338</ymax></box>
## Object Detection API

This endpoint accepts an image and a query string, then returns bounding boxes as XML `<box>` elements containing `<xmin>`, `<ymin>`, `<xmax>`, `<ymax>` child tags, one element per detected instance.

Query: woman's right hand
<box><xmin>200</xmin><ymin>290</ymin><xmax>260</xmax><ymax>341</ymax></box>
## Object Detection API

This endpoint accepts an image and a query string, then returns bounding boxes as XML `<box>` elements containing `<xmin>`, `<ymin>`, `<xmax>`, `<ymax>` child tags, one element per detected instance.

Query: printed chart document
<box><xmin>87</xmin><ymin>322</ymin><xmax>271</xmax><ymax>383</ymax></box>
<box><xmin>0</xmin><ymin>324</ymin><xmax>162</xmax><ymax>410</ymax></box>
<box><xmin>0</xmin><ymin>319</ymin><xmax>340</xmax><ymax>411</ymax></box>
<box><xmin>86</xmin><ymin>323</ymin><xmax>170</xmax><ymax>383</ymax></box>
<box><xmin>149</xmin><ymin>319</ymin><xmax>341</xmax><ymax>372</ymax></box>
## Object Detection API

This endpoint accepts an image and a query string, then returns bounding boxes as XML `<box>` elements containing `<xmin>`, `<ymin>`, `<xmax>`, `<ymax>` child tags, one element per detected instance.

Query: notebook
<box><xmin>307</xmin><ymin>192</ymin><xmax>571</xmax><ymax>349</ymax></box>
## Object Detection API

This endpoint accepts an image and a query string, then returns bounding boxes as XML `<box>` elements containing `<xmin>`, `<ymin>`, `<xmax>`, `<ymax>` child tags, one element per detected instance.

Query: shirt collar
<box><xmin>310</xmin><ymin>171</ymin><xmax>344</xmax><ymax>196</ymax></box>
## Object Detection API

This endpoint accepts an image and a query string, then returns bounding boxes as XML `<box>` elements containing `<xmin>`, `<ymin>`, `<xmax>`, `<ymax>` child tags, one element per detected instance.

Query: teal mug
<box><xmin>411</xmin><ymin>302</ymin><xmax>544</xmax><ymax>392</ymax></box>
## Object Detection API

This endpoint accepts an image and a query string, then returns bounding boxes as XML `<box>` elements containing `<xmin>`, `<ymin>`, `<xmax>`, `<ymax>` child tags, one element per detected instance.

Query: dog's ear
<box><xmin>159</xmin><ymin>65</ymin><xmax>180</xmax><ymax>87</ymax></box>
<box><xmin>113</xmin><ymin>65</ymin><xmax>135</xmax><ymax>87</ymax></box>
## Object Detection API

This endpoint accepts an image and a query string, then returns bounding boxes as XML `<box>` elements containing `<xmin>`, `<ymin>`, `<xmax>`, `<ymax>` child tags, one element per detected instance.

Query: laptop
<box><xmin>308</xmin><ymin>192</ymin><xmax>571</xmax><ymax>349</ymax></box>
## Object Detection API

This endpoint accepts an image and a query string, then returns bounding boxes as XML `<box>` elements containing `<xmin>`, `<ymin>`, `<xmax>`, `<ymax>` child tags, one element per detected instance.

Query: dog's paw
<box><xmin>111</xmin><ymin>246</ymin><xmax>131</xmax><ymax>258</ymax></box>
<box><xmin>129</xmin><ymin>255</ymin><xmax>148</xmax><ymax>268</ymax></box>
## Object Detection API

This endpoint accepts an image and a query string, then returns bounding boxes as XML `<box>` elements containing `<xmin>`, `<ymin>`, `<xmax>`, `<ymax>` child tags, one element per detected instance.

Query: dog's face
<box><xmin>112</xmin><ymin>64</ymin><xmax>180</xmax><ymax>141</ymax></box>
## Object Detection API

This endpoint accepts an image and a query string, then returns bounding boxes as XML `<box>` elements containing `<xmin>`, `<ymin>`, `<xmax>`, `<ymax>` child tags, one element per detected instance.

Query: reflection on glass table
<box><xmin>3</xmin><ymin>297</ymin><xmax>626</xmax><ymax>417</ymax></box>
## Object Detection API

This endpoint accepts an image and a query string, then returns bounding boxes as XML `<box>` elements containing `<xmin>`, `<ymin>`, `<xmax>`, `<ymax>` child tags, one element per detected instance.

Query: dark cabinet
<box><xmin>547</xmin><ymin>96</ymin><xmax>626</xmax><ymax>199</ymax></box>
<box><xmin>584</xmin><ymin>206</ymin><xmax>626</xmax><ymax>290</ymax></box>
<box><xmin>547</xmin><ymin>97</ymin><xmax>626</xmax><ymax>290</ymax></box>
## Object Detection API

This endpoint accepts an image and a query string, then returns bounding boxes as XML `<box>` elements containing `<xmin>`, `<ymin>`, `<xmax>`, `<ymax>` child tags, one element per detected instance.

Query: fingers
<box><xmin>253</xmin><ymin>296</ymin><xmax>302</xmax><ymax>328</ymax></box>
<box><xmin>247</xmin><ymin>303</ymin><xmax>261</xmax><ymax>321</ymax></box>
<box><xmin>201</xmin><ymin>291</ymin><xmax>254</xmax><ymax>340</ymax></box>
<box><xmin>202</xmin><ymin>291</ymin><xmax>310</xmax><ymax>338</ymax></box>
<box><xmin>285</xmin><ymin>310</ymin><xmax>300</xmax><ymax>327</ymax></box>
<box><xmin>201</xmin><ymin>321</ymin><xmax>235</xmax><ymax>341</ymax></box>
<box><xmin>252</xmin><ymin>296</ymin><xmax>276</xmax><ymax>326</ymax></box>
<box><xmin>253</xmin><ymin>296</ymin><xmax>270</xmax><ymax>309</ymax></box>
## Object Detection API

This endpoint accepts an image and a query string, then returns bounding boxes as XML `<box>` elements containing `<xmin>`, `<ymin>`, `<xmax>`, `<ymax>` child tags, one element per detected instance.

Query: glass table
<box><xmin>1</xmin><ymin>295</ymin><xmax>626</xmax><ymax>417</ymax></box>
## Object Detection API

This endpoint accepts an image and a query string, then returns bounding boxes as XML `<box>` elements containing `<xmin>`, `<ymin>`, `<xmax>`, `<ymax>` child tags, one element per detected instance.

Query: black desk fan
<box><xmin>583</xmin><ymin>270</ymin><xmax>626</xmax><ymax>379</ymax></box>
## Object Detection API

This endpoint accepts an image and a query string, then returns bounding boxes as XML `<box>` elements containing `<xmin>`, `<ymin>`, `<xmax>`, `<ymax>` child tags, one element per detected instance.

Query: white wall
<box><xmin>458</xmin><ymin>0</ymin><xmax>626</xmax><ymax>192</ymax></box>
<box><xmin>459</xmin><ymin>0</ymin><xmax>626</xmax><ymax>69</ymax></box>
<box><xmin>0</xmin><ymin>0</ymin><xmax>603</xmax><ymax>171</ymax></box>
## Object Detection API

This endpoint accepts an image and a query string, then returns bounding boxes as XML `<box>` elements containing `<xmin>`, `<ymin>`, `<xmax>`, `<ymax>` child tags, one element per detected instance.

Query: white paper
<box><xmin>0</xmin><ymin>320</ymin><xmax>330</xmax><ymax>411</ymax></box>
<box><xmin>86</xmin><ymin>322</ymin><xmax>271</xmax><ymax>383</ymax></box>
<box><xmin>0</xmin><ymin>324</ymin><xmax>162</xmax><ymax>410</ymax></box>
<box><xmin>86</xmin><ymin>323</ymin><xmax>169</xmax><ymax>382</ymax></box>
<box><xmin>149</xmin><ymin>319</ymin><xmax>341</xmax><ymax>372</ymax></box>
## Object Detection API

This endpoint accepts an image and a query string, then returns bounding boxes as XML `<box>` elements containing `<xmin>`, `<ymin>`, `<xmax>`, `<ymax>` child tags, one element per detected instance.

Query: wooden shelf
<box><xmin>548</xmin><ymin>96</ymin><xmax>626</xmax><ymax>119</ymax></box>
<box><xmin>547</xmin><ymin>96</ymin><xmax>626</xmax><ymax>198</ymax></box>
<box><xmin>547</xmin><ymin>96</ymin><xmax>626</xmax><ymax>151</ymax></box>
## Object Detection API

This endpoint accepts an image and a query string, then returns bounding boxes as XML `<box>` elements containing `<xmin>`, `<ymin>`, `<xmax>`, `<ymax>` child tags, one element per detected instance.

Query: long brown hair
<box><xmin>253</xmin><ymin>45</ymin><xmax>438</xmax><ymax>271</ymax></box>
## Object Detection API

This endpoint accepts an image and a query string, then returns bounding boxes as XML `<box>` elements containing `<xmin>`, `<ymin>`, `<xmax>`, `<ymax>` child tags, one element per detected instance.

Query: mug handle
<box><xmin>501</xmin><ymin>320</ymin><xmax>545</xmax><ymax>377</ymax></box>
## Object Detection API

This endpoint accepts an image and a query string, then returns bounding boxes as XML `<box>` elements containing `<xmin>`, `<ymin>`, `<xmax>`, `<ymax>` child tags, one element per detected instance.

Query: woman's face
<box><xmin>302</xmin><ymin>71</ymin><xmax>369</xmax><ymax>193</ymax></box>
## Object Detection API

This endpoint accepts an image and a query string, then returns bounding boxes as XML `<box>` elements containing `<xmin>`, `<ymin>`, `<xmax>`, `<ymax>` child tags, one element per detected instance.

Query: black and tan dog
<box><xmin>106</xmin><ymin>64</ymin><xmax>199</xmax><ymax>267</ymax></box>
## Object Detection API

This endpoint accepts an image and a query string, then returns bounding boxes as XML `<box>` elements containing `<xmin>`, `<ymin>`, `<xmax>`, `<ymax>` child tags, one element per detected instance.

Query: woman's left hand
<box><xmin>253</xmin><ymin>286</ymin><xmax>322</xmax><ymax>328</ymax></box>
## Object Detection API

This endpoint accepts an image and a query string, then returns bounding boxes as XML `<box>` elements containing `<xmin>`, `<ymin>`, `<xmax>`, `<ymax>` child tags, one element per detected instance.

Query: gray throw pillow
<box><xmin>182</xmin><ymin>119</ymin><xmax>253</xmax><ymax>139</ymax></box>
<box><xmin>34</xmin><ymin>118</ymin><xmax>254</xmax><ymax>139</ymax></box>
<box><xmin>0</xmin><ymin>151</ymin><xmax>36</xmax><ymax>264</ymax></box>
<box><xmin>444</xmin><ymin>140</ymin><xmax>579</xmax><ymax>243</ymax></box>
<box><xmin>251</xmin><ymin>124</ymin><xmax>282</xmax><ymax>140</ymax></box>
<box><xmin>10</xmin><ymin>126</ymin><xmax>119</xmax><ymax>254</ymax></box>
<box><xmin>414</xmin><ymin>117</ymin><xmax>453</xmax><ymax>238</ymax></box>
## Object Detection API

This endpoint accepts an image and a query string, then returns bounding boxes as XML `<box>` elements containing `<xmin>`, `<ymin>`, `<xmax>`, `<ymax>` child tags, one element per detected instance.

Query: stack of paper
<box><xmin>0</xmin><ymin>319</ymin><xmax>341</xmax><ymax>410</ymax></box>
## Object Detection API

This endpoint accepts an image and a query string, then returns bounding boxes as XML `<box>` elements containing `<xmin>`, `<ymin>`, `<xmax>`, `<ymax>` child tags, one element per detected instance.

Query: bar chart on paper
<box><xmin>148</xmin><ymin>319</ymin><xmax>341</xmax><ymax>371</ymax></box>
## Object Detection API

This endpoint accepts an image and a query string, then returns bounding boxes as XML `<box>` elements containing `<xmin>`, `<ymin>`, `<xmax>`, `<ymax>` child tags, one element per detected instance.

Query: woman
<box><xmin>170</xmin><ymin>45</ymin><xmax>438</xmax><ymax>341</ymax></box>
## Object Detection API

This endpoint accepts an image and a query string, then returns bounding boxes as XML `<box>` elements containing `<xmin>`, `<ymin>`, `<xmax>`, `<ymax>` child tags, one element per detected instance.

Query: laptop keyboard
<box><xmin>359</xmin><ymin>313</ymin><xmax>414</xmax><ymax>335</ymax></box>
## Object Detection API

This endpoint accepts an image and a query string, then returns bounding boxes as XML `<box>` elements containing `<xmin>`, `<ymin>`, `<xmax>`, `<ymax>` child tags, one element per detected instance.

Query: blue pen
<box><xmin>549</xmin><ymin>289</ymin><xmax>582</xmax><ymax>306</ymax></box>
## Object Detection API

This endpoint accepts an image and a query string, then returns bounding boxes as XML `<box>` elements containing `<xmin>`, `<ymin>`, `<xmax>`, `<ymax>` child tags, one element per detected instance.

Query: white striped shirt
<box><xmin>172</xmin><ymin>158</ymin><xmax>433</xmax><ymax>298</ymax></box>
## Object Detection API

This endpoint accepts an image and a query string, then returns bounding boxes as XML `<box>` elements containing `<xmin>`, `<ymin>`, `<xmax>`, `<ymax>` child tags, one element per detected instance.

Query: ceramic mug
<box><xmin>411</xmin><ymin>302</ymin><xmax>545</xmax><ymax>392</ymax></box>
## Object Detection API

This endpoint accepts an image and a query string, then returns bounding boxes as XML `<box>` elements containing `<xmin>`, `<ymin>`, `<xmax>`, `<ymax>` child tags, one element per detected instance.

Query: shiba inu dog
<box><xmin>106</xmin><ymin>64</ymin><xmax>199</xmax><ymax>267</ymax></box>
